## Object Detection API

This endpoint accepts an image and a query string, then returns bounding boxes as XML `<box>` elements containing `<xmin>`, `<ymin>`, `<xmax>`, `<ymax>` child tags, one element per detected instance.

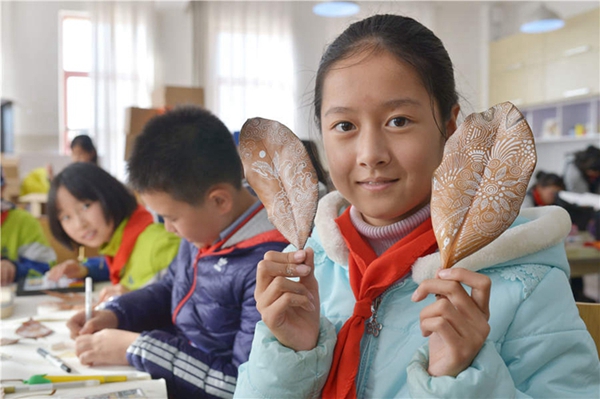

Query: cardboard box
<box><xmin>124</xmin><ymin>86</ymin><xmax>205</xmax><ymax>160</ymax></box>
<box><xmin>124</xmin><ymin>107</ymin><xmax>162</xmax><ymax>160</ymax></box>
<box><xmin>152</xmin><ymin>86</ymin><xmax>205</xmax><ymax>109</ymax></box>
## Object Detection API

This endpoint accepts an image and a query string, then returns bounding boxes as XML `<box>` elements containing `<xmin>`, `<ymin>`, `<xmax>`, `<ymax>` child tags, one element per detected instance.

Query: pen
<box><xmin>36</xmin><ymin>347</ymin><xmax>72</xmax><ymax>373</ymax></box>
<box><xmin>3</xmin><ymin>379</ymin><xmax>100</xmax><ymax>393</ymax></box>
<box><xmin>85</xmin><ymin>276</ymin><xmax>93</xmax><ymax>322</ymax></box>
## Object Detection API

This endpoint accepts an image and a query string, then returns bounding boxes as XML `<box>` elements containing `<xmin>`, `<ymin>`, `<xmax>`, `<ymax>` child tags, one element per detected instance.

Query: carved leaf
<box><xmin>16</xmin><ymin>318</ymin><xmax>53</xmax><ymax>339</ymax></box>
<box><xmin>239</xmin><ymin>118</ymin><xmax>319</xmax><ymax>249</ymax></box>
<box><xmin>431</xmin><ymin>102</ymin><xmax>536</xmax><ymax>269</ymax></box>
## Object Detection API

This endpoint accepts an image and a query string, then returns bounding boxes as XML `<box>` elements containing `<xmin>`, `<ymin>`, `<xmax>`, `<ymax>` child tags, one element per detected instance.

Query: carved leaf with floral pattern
<box><xmin>431</xmin><ymin>102</ymin><xmax>536</xmax><ymax>269</ymax></box>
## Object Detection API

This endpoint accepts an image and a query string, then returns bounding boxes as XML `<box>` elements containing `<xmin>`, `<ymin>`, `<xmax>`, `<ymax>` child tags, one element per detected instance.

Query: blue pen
<box><xmin>36</xmin><ymin>347</ymin><xmax>72</xmax><ymax>373</ymax></box>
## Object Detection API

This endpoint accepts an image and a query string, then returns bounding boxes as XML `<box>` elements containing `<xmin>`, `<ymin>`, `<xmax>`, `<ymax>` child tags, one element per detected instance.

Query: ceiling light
<box><xmin>313</xmin><ymin>1</ymin><xmax>360</xmax><ymax>18</ymax></box>
<box><xmin>520</xmin><ymin>4</ymin><xmax>565</xmax><ymax>34</ymax></box>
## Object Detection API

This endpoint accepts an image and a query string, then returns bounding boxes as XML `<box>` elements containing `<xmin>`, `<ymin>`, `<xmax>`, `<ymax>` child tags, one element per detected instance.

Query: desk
<box><xmin>0</xmin><ymin>293</ymin><xmax>168</xmax><ymax>398</ymax></box>
<box><xmin>565</xmin><ymin>233</ymin><xmax>600</xmax><ymax>278</ymax></box>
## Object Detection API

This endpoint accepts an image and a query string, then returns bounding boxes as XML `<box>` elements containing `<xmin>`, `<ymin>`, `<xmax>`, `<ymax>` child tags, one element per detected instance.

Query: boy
<box><xmin>1</xmin><ymin>168</ymin><xmax>56</xmax><ymax>284</ymax></box>
<box><xmin>66</xmin><ymin>107</ymin><xmax>288</xmax><ymax>398</ymax></box>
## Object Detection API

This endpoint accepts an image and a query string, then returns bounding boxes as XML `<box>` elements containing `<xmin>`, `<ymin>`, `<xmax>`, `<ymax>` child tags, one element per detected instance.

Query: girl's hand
<box><xmin>75</xmin><ymin>329</ymin><xmax>138</xmax><ymax>366</ymax></box>
<box><xmin>0</xmin><ymin>260</ymin><xmax>16</xmax><ymax>285</ymax></box>
<box><xmin>412</xmin><ymin>268</ymin><xmax>491</xmax><ymax>377</ymax></box>
<box><xmin>47</xmin><ymin>259</ymin><xmax>88</xmax><ymax>281</ymax></box>
<box><xmin>67</xmin><ymin>309</ymin><xmax>118</xmax><ymax>340</ymax></box>
<box><xmin>97</xmin><ymin>284</ymin><xmax>130</xmax><ymax>304</ymax></box>
<box><xmin>255</xmin><ymin>248</ymin><xmax>320</xmax><ymax>351</ymax></box>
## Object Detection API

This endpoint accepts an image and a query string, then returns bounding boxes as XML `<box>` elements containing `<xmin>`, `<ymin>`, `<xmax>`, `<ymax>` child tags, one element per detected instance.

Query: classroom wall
<box><xmin>1</xmin><ymin>1</ymin><xmax>92</xmax><ymax>154</ymax></box>
<box><xmin>2</xmin><ymin>1</ymin><xmax>596</xmax><ymax>179</ymax></box>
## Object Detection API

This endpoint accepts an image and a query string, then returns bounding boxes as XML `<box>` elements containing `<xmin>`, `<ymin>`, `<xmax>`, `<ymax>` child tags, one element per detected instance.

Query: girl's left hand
<box><xmin>412</xmin><ymin>268</ymin><xmax>491</xmax><ymax>377</ymax></box>
<box><xmin>75</xmin><ymin>329</ymin><xmax>139</xmax><ymax>366</ymax></box>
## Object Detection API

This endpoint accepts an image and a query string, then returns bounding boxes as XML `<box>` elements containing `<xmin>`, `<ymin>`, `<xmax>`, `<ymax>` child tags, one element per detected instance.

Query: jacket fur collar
<box><xmin>314</xmin><ymin>191</ymin><xmax>571</xmax><ymax>283</ymax></box>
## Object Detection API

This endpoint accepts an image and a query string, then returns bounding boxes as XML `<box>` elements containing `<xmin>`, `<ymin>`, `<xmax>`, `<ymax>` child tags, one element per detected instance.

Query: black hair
<box><xmin>70</xmin><ymin>135</ymin><xmax>98</xmax><ymax>165</ymax></box>
<box><xmin>574</xmin><ymin>145</ymin><xmax>600</xmax><ymax>174</ymax></box>
<box><xmin>535</xmin><ymin>171</ymin><xmax>565</xmax><ymax>190</ymax></box>
<box><xmin>313</xmin><ymin>14</ymin><xmax>458</xmax><ymax>138</ymax></box>
<box><xmin>127</xmin><ymin>106</ymin><xmax>242</xmax><ymax>205</ymax></box>
<box><xmin>47</xmin><ymin>163</ymin><xmax>138</xmax><ymax>250</ymax></box>
<box><xmin>301</xmin><ymin>139</ymin><xmax>331</xmax><ymax>189</ymax></box>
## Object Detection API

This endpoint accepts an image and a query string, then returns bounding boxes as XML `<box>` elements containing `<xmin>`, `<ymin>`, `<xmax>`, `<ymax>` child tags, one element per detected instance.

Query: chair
<box><xmin>576</xmin><ymin>302</ymin><xmax>600</xmax><ymax>358</ymax></box>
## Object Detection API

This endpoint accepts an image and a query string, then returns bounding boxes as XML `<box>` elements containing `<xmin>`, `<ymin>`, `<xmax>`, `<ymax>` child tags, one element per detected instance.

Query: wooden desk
<box><xmin>0</xmin><ymin>293</ymin><xmax>168</xmax><ymax>397</ymax></box>
<box><xmin>566</xmin><ymin>233</ymin><xmax>600</xmax><ymax>278</ymax></box>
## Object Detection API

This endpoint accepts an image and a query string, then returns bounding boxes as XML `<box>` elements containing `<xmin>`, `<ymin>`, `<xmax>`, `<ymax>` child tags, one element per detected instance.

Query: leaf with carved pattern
<box><xmin>431</xmin><ymin>102</ymin><xmax>536</xmax><ymax>269</ymax></box>
<box><xmin>239</xmin><ymin>118</ymin><xmax>319</xmax><ymax>249</ymax></box>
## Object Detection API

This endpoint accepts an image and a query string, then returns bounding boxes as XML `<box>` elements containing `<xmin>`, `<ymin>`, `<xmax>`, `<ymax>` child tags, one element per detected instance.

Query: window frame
<box><xmin>58</xmin><ymin>11</ymin><xmax>92</xmax><ymax>155</ymax></box>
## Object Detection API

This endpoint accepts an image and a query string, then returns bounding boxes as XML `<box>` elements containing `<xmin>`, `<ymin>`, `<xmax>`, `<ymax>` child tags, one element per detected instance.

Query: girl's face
<box><xmin>56</xmin><ymin>186</ymin><xmax>114</xmax><ymax>248</ymax></box>
<box><xmin>321</xmin><ymin>50</ymin><xmax>458</xmax><ymax>226</ymax></box>
<box><xmin>71</xmin><ymin>145</ymin><xmax>94</xmax><ymax>163</ymax></box>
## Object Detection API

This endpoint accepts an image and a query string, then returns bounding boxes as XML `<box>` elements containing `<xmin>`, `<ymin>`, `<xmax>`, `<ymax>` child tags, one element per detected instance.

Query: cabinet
<box><xmin>520</xmin><ymin>95</ymin><xmax>599</xmax><ymax>143</ymax></box>
<box><xmin>489</xmin><ymin>8</ymin><xmax>600</xmax><ymax>108</ymax></box>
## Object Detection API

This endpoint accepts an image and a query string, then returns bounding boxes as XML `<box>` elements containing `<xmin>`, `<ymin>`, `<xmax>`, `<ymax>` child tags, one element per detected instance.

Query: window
<box><xmin>59</xmin><ymin>12</ymin><xmax>93</xmax><ymax>154</ymax></box>
<box><xmin>216</xmin><ymin>31</ymin><xmax>295</xmax><ymax>132</ymax></box>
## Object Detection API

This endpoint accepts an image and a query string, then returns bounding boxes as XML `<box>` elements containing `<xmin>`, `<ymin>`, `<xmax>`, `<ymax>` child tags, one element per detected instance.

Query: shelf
<box><xmin>535</xmin><ymin>133</ymin><xmax>600</xmax><ymax>144</ymax></box>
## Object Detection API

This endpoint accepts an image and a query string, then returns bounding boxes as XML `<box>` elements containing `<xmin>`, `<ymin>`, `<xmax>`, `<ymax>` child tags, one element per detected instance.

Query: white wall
<box><xmin>1</xmin><ymin>1</ymin><xmax>92</xmax><ymax>154</ymax></box>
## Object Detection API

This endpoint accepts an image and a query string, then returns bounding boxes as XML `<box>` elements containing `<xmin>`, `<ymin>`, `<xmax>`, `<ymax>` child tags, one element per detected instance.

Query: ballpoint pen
<box><xmin>3</xmin><ymin>379</ymin><xmax>100</xmax><ymax>393</ymax></box>
<box><xmin>36</xmin><ymin>347</ymin><xmax>72</xmax><ymax>373</ymax></box>
<box><xmin>85</xmin><ymin>276</ymin><xmax>93</xmax><ymax>322</ymax></box>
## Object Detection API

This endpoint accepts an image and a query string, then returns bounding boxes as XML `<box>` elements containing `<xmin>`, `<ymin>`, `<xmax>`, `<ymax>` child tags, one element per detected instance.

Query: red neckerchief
<box><xmin>532</xmin><ymin>187</ymin><xmax>545</xmax><ymax>207</ymax></box>
<box><xmin>322</xmin><ymin>208</ymin><xmax>438</xmax><ymax>399</ymax></box>
<box><xmin>171</xmin><ymin>204</ymin><xmax>265</xmax><ymax>324</ymax></box>
<box><xmin>1</xmin><ymin>210</ymin><xmax>9</xmax><ymax>226</ymax></box>
<box><xmin>104</xmin><ymin>205</ymin><xmax>154</xmax><ymax>284</ymax></box>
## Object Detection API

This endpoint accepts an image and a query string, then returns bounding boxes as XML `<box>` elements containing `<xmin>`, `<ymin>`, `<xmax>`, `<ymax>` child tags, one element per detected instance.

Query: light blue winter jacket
<box><xmin>235</xmin><ymin>192</ymin><xmax>600</xmax><ymax>398</ymax></box>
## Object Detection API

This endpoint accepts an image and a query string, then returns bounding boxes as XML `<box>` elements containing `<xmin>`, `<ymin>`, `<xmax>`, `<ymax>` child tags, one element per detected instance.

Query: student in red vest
<box><xmin>46</xmin><ymin>163</ymin><xmax>180</xmax><ymax>301</ymax></box>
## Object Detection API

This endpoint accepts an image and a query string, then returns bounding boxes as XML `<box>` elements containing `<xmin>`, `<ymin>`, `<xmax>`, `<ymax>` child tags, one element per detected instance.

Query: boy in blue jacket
<box><xmin>66</xmin><ymin>107</ymin><xmax>288</xmax><ymax>398</ymax></box>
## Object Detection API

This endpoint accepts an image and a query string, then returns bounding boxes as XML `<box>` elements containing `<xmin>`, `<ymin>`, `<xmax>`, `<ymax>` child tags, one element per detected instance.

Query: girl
<box><xmin>522</xmin><ymin>171</ymin><xmax>565</xmax><ymax>208</ymax></box>
<box><xmin>234</xmin><ymin>14</ymin><xmax>599</xmax><ymax>398</ymax></box>
<box><xmin>69</xmin><ymin>134</ymin><xmax>98</xmax><ymax>165</ymax></box>
<box><xmin>46</xmin><ymin>163</ymin><xmax>180</xmax><ymax>302</ymax></box>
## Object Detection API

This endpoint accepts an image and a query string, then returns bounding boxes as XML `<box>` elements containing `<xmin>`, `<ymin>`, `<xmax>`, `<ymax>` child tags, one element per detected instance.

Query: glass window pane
<box><xmin>66</xmin><ymin>77</ymin><xmax>93</xmax><ymax>130</ymax></box>
<box><xmin>63</xmin><ymin>18</ymin><xmax>92</xmax><ymax>72</ymax></box>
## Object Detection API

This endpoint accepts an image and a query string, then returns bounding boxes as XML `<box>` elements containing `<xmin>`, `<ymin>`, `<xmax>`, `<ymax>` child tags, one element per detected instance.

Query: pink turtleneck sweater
<box><xmin>349</xmin><ymin>204</ymin><xmax>431</xmax><ymax>256</ymax></box>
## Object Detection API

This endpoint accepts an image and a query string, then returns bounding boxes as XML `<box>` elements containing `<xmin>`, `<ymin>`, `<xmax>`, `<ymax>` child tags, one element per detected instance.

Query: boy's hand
<box><xmin>412</xmin><ymin>268</ymin><xmax>491</xmax><ymax>377</ymax></box>
<box><xmin>75</xmin><ymin>329</ymin><xmax>138</xmax><ymax>366</ymax></box>
<box><xmin>0</xmin><ymin>260</ymin><xmax>16</xmax><ymax>285</ymax></box>
<box><xmin>255</xmin><ymin>248</ymin><xmax>320</xmax><ymax>351</ymax></box>
<box><xmin>67</xmin><ymin>309</ymin><xmax>118</xmax><ymax>340</ymax></box>
<box><xmin>97</xmin><ymin>284</ymin><xmax>130</xmax><ymax>304</ymax></box>
<box><xmin>47</xmin><ymin>260</ymin><xmax>88</xmax><ymax>281</ymax></box>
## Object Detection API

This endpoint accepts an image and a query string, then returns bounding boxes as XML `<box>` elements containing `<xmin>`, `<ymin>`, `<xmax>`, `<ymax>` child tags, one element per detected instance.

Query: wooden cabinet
<box><xmin>489</xmin><ymin>8</ymin><xmax>600</xmax><ymax>108</ymax></box>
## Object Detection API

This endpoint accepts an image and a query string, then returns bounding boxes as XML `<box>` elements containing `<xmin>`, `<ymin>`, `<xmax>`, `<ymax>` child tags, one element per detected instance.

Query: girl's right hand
<box><xmin>47</xmin><ymin>259</ymin><xmax>88</xmax><ymax>281</ymax></box>
<box><xmin>255</xmin><ymin>248</ymin><xmax>320</xmax><ymax>352</ymax></box>
<box><xmin>66</xmin><ymin>309</ymin><xmax>118</xmax><ymax>340</ymax></box>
